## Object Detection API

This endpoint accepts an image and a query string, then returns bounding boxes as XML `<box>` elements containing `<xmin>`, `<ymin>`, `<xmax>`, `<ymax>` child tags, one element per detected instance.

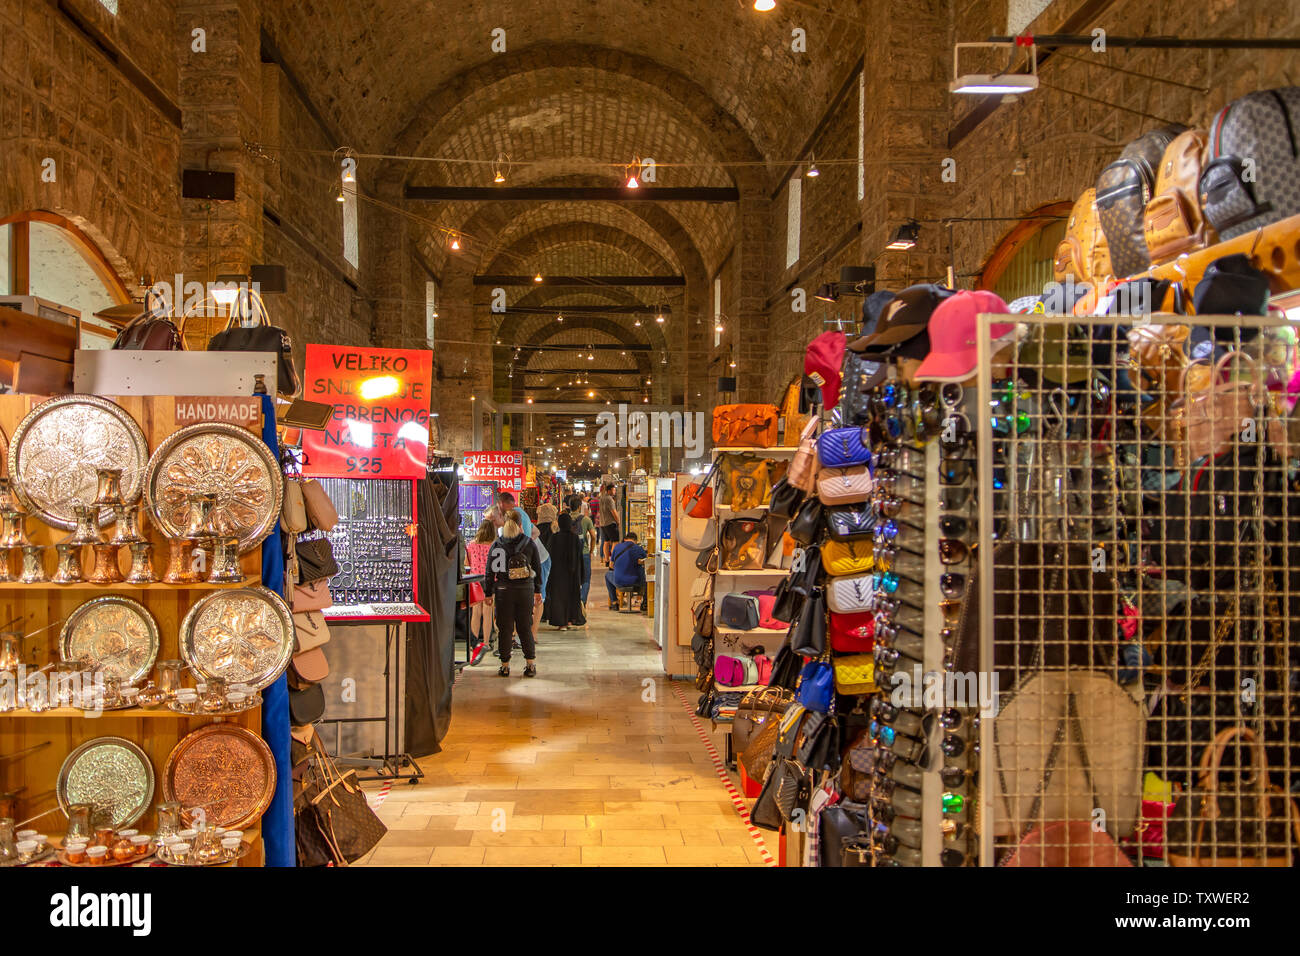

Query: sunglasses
<box><xmin>939</xmin><ymin>572</ymin><xmax>966</xmax><ymax>599</ymax></box>
<box><xmin>941</xmin><ymin>790</ymin><xmax>967</xmax><ymax>815</ymax></box>
<box><xmin>939</xmin><ymin>538</ymin><xmax>971</xmax><ymax>565</ymax></box>
<box><xmin>938</xmin><ymin>707</ymin><xmax>964</xmax><ymax>731</ymax></box>
<box><xmin>940</xmin><ymin>766</ymin><xmax>973</xmax><ymax>789</ymax></box>
<box><xmin>938</xmin><ymin>515</ymin><xmax>968</xmax><ymax>537</ymax></box>
<box><xmin>939</xmin><ymin>459</ymin><xmax>973</xmax><ymax>486</ymax></box>
<box><xmin>873</xmin><ymin>518</ymin><xmax>925</xmax><ymax>543</ymax></box>
<box><xmin>939</xmin><ymin>484</ymin><xmax>972</xmax><ymax>511</ymax></box>
<box><xmin>872</xmin><ymin>546</ymin><xmax>926</xmax><ymax>574</ymax></box>
<box><xmin>872</xmin><ymin>816</ymin><xmax>923</xmax><ymax>851</ymax></box>
<box><xmin>939</xmin><ymin>600</ymin><xmax>964</xmax><ymax>627</ymax></box>
<box><xmin>939</xmin><ymin>847</ymin><xmax>967</xmax><ymax>868</ymax></box>
<box><xmin>871</xmin><ymin>788</ymin><xmax>924</xmax><ymax>822</ymax></box>
<box><xmin>940</xmin><ymin>733</ymin><xmax>968</xmax><ymax>758</ymax></box>
<box><xmin>868</xmin><ymin>593</ymin><xmax>923</xmax><ymax>616</ymax></box>
<box><xmin>872</xmin><ymin>495</ymin><xmax>922</xmax><ymax>520</ymax></box>
<box><xmin>940</xmin><ymin>422</ymin><xmax>974</xmax><ymax>460</ymax></box>
<box><xmin>869</xmin><ymin>698</ymin><xmax>927</xmax><ymax>736</ymax></box>
<box><xmin>872</xmin><ymin>570</ymin><xmax>923</xmax><ymax>595</ymax></box>
<box><xmin>875</xmin><ymin>627</ymin><xmax>924</xmax><ymax>661</ymax></box>
<box><xmin>874</xmin><ymin>644</ymin><xmax>923</xmax><ymax>677</ymax></box>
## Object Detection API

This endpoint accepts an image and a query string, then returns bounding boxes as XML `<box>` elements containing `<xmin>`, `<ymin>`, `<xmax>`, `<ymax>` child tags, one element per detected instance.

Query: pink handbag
<box><xmin>788</xmin><ymin>418</ymin><xmax>821</xmax><ymax>493</ymax></box>
<box><xmin>293</xmin><ymin>579</ymin><xmax>333</xmax><ymax>611</ymax></box>
<box><xmin>816</xmin><ymin>465</ymin><xmax>873</xmax><ymax>504</ymax></box>
<box><xmin>1001</xmin><ymin>821</ymin><xmax>1133</xmax><ymax>867</ymax></box>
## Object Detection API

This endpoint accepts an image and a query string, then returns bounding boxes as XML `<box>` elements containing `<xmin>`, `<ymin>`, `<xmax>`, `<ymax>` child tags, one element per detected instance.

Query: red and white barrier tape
<box><xmin>670</xmin><ymin>681</ymin><xmax>775</xmax><ymax>867</ymax></box>
<box><xmin>368</xmin><ymin>779</ymin><xmax>394</xmax><ymax>810</ymax></box>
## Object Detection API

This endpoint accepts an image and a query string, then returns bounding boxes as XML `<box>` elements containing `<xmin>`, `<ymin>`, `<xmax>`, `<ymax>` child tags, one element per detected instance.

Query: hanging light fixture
<box><xmin>655</xmin><ymin>313</ymin><xmax>665</xmax><ymax>324</ymax></box>
<box><xmin>533</xmin><ymin>273</ymin><xmax>543</xmax><ymax>283</ymax></box>
<box><xmin>754</xmin><ymin>0</ymin><xmax>776</xmax><ymax>9</ymax></box>
<box><xmin>806</xmin><ymin>154</ymin><xmax>820</xmax><ymax>178</ymax></box>
<box><xmin>335</xmin><ymin>185</ymin><xmax>345</xmax><ymax>203</ymax></box>
<box><xmin>885</xmin><ymin>220</ymin><xmax>920</xmax><ymax>251</ymax></box>
<box><xmin>449</xmin><ymin>232</ymin><xmax>462</xmax><ymax>251</ymax></box>
<box><xmin>714</xmin><ymin>317</ymin><xmax>725</xmax><ymax>334</ymax></box>
<box><xmin>729</xmin><ymin>358</ymin><xmax>738</xmax><ymax>369</ymax></box>
<box><xmin>493</xmin><ymin>152</ymin><xmax>509</xmax><ymax>184</ymax></box>
<box><xmin>556</xmin><ymin>313</ymin><xmax>564</xmax><ymax>323</ymax></box>
<box><xmin>633</xmin><ymin>316</ymin><xmax>642</xmax><ymax>327</ymax></box>
<box><xmin>625</xmin><ymin>156</ymin><xmax>642</xmax><ymax>189</ymax></box>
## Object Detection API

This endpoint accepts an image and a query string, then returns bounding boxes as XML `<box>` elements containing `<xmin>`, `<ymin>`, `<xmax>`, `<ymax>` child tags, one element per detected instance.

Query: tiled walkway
<box><xmin>358</xmin><ymin>568</ymin><xmax>768</xmax><ymax>866</ymax></box>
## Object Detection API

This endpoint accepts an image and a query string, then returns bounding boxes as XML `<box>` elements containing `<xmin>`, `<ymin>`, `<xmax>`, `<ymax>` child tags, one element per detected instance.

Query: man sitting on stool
<box><xmin>605</xmin><ymin>532</ymin><xmax>647</xmax><ymax>612</ymax></box>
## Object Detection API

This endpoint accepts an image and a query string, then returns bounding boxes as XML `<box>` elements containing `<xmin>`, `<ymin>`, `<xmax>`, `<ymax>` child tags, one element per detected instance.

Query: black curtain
<box><xmin>404</xmin><ymin>469</ymin><xmax>458</xmax><ymax>756</ymax></box>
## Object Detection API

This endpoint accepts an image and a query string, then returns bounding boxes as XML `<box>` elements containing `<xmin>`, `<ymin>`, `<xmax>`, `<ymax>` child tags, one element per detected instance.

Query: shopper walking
<box><xmin>604</xmin><ymin>532</ymin><xmax>648</xmax><ymax>611</ymax></box>
<box><xmin>543</xmin><ymin>513</ymin><xmax>587</xmax><ymax>629</ymax></box>
<box><xmin>536</xmin><ymin>494</ymin><xmax>559</xmax><ymax>549</ymax></box>
<box><xmin>465</xmin><ymin>519</ymin><xmax>496</xmax><ymax>661</ymax></box>
<box><xmin>482</xmin><ymin>514</ymin><xmax>542</xmax><ymax>678</ymax></box>
<box><xmin>568</xmin><ymin>494</ymin><xmax>596</xmax><ymax>606</ymax></box>
<box><xmin>598</xmin><ymin>482</ymin><xmax>620</xmax><ymax>567</ymax></box>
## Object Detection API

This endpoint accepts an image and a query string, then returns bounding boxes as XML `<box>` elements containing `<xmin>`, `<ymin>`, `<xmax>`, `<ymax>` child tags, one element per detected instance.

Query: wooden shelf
<box><xmin>1</xmin><ymin>705</ymin><xmax>261</xmax><ymax>719</ymax></box>
<box><xmin>712</xmin><ymin>446</ymin><xmax>798</xmax><ymax>455</ymax></box>
<box><xmin>714</xmin><ymin>626</ymin><xmax>786</xmax><ymax>636</ymax></box>
<box><xmin>715</xmin><ymin>567</ymin><xmax>787</xmax><ymax>575</ymax></box>
<box><xmin>0</xmin><ymin>581</ymin><xmax>250</xmax><ymax>591</ymax></box>
<box><xmin>716</xmin><ymin>504</ymin><xmax>769</xmax><ymax>512</ymax></box>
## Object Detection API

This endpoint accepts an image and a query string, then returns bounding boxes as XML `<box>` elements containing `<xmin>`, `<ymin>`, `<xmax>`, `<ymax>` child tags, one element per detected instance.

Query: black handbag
<box><xmin>790</xmin><ymin>544</ymin><xmax>823</xmax><ymax>597</ymax></box>
<box><xmin>790</xmin><ymin>587</ymin><xmax>827</xmax><ymax>657</ymax></box>
<box><xmin>695</xmin><ymin>545</ymin><xmax>719</xmax><ymax>574</ymax></box>
<box><xmin>289</xmin><ymin>683</ymin><xmax>325</xmax><ymax>725</ymax></box>
<box><xmin>718</xmin><ymin>593</ymin><xmax>760</xmax><ymax>630</ymax></box>
<box><xmin>768</xmin><ymin>476</ymin><xmax>804</xmax><ymax>520</ymax></box>
<box><xmin>839</xmin><ymin>351</ymin><xmax>880</xmax><ymax>427</ymax></box>
<box><xmin>768</xmin><ymin>644</ymin><xmax>804</xmax><ymax>692</ymax></box>
<box><xmin>825</xmin><ymin>502</ymin><xmax>874</xmax><ymax>541</ymax></box>
<box><xmin>297</xmin><ymin>536</ymin><xmax>340</xmax><ymax>585</ymax></box>
<box><xmin>788</xmin><ymin>498</ymin><xmax>825</xmax><ymax>546</ymax></box>
<box><xmin>770</xmin><ymin>576</ymin><xmax>803</xmax><ymax>624</ymax></box>
<box><xmin>207</xmin><ymin>300</ymin><xmax>301</xmax><ymax>397</ymax></box>
<box><xmin>818</xmin><ymin>802</ymin><xmax>868</xmax><ymax>867</ymax></box>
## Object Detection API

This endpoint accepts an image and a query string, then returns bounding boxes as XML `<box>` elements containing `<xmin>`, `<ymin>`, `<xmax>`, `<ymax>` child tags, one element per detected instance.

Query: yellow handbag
<box><xmin>833</xmin><ymin>655</ymin><xmax>876</xmax><ymax>695</ymax></box>
<box><xmin>822</xmin><ymin>538</ymin><xmax>874</xmax><ymax>577</ymax></box>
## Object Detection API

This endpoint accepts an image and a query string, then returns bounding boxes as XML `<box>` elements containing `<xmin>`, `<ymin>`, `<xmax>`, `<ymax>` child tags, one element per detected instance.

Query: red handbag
<box><xmin>1001</xmin><ymin>821</ymin><xmax>1133</xmax><ymax>867</ymax></box>
<box><xmin>829</xmin><ymin>610</ymin><xmax>875</xmax><ymax>652</ymax></box>
<box><xmin>757</xmin><ymin>594</ymin><xmax>782</xmax><ymax>631</ymax></box>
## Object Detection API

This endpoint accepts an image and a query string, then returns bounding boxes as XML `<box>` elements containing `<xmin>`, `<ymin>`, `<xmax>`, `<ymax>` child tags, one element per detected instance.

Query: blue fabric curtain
<box><xmin>259</xmin><ymin>394</ymin><xmax>295</xmax><ymax>866</ymax></box>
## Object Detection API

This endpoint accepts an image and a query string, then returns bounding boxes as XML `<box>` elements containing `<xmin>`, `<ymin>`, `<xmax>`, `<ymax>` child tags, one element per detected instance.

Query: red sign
<box><xmin>301</xmin><ymin>344</ymin><xmax>432</xmax><ymax>478</ymax></box>
<box><xmin>462</xmin><ymin>451</ymin><xmax>525</xmax><ymax>492</ymax></box>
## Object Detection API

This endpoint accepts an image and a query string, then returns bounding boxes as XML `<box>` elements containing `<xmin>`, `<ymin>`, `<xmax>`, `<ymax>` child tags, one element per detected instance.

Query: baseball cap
<box><xmin>860</xmin><ymin>290</ymin><xmax>898</xmax><ymax>337</ymax></box>
<box><xmin>804</xmin><ymin>331</ymin><xmax>847</xmax><ymax>407</ymax></box>
<box><xmin>914</xmin><ymin>290</ymin><xmax>1014</xmax><ymax>383</ymax></box>
<box><xmin>847</xmin><ymin>284</ymin><xmax>955</xmax><ymax>353</ymax></box>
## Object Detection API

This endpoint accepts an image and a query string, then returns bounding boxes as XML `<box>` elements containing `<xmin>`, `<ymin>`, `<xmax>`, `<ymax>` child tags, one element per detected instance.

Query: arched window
<box><xmin>976</xmin><ymin>201</ymin><xmax>1072</xmax><ymax>305</ymax></box>
<box><xmin>0</xmin><ymin>211</ymin><xmax>131</xmax><ymax>348</ymax></box>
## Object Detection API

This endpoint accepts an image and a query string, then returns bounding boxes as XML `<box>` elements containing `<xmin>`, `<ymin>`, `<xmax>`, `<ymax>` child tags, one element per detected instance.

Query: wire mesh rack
<box><xmin>974</xmin><ymin>312</ymin><xmax>1299</xmax><ymax>867</ymax></box>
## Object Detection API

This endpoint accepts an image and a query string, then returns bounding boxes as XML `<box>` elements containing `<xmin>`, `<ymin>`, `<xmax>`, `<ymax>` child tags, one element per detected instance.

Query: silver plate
<box><xmin>8</xmin><ymin>396</ymin><xmax>148</xmax><ymax>529</ymax></box>
<box><xmin>56</xmin><ymin>737</ymin><xmax>154</xmax><ymax>829</ymax></box>
<box><xmin>179</xmin><ymin>586</ymin><xmax>295</xmax><ymax>691</ymax></box>
<box><xmin>59</xmin><ymin>596</ymin><xmax>160</xmax><ymax>686</ymax></box>
<box><xmin>144</xmin><ymin>422</ymin><xmax>283</xmax><ymax>554</ymax></box>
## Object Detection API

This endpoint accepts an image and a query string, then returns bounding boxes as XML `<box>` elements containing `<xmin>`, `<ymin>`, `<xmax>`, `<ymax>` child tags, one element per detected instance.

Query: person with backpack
<box><xmin>568</xmin><ymin>493</ymin><xmax>597</xmax><ymax>606</ymax></box>
<box><xmin>482</xmin><ymin>513</ymin><xmax>542</xmax><ymax>677</ymax></box>
<box><xmin>604</xmin><ymin>532</ymin><xmax>647</xmax><ymax>612</ymax></box>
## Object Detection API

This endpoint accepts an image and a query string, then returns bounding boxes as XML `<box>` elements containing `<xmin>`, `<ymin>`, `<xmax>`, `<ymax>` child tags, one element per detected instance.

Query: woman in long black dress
<box><xmin>542</xmin><ymin>513</ymin><xmax>587</xmax><ymax>629</ymax></box>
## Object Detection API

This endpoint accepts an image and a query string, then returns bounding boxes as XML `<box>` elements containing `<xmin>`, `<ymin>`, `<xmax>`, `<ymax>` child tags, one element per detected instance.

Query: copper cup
<box><xmin>18</xmin><ymin>545</ymin><xmax>45</xmax><ymax>584</ymax></box>
<box><xmin>0</xmin><ymin>510</ymin><xmax>28</xmax><ymax>548</ymax></box>
<box><xmin>207</xmin><ymin>536</ymin><xmax>243</xmax><ymax>583</ymax></box>
<box><xmin>125</xmin><ymin>541</ymin><xmax>157</xmax><ymax>583</ymax></box>
<box><xmin>109</xmin><ymin>503</ymin><xmax>146</xmax><ymax>545</ymax></box>
<box><xmin>182</xmin><ymin>494</ymin><xmax>219</xmax><ymax>538</ymax></box>
<box><xmin>161</xmin><ymin>538</ymin><xmax>199</xmax><ymax>584</ymax></box>
<box><xmin>87</xmin><ymin>542</ymin><xmax>123</xmax><ymax>585</ymax></box>
<box><xmin>0</xmin><ymin>547</ymin><xmax>13</xmax><ymax>584</ymax></box>
<box><xmin>93</xmin><ymin>468</ymin><xmax>124</xmax><ymax>508</ymax></box>
<box><xmin>52</xmin><ymin>542</ymin><xmax>84</xmax><ymax>584</ymax></box>
<box><xmin>0</xmin><ymin>479</ymin><xmax>18</xmax><ymax>513</ymax></box>
<box><xmin>67</xmin><ymin>505</ymin><xmax>101</xmax><ymax>545</ymax></box>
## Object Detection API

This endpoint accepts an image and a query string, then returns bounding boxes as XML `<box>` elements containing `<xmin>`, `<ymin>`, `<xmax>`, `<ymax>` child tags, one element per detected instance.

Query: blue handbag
<box><xmin>796</xmin><ymin>658</ymin><xmax>835</xmax><ymax>713</ymax></box>
<box><xmin>816</xmin><ymin>426</ymin><xmax>871</xmax><ymax>468</ymax></box>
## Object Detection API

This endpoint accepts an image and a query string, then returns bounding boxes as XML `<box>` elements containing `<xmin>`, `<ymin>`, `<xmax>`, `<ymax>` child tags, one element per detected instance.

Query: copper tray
<box><xmin>179</xmin><ymin>586</ymin><xmax>294</xmax><ymax>691</ymax></box>
<box><xmin>60</xmin><ymin>596</ymin><xmax>160</xmax><ymax>685</ymax></box>
<box><xmin>56</xmin><ymin>737</ymin><xmax>154</xmax><ymax>829</ymax></box>
<box><xmin>162</xmin><ymin>725</ymin><xmax>276</xmax><ymax>830</ymax></box>
<box><xmin>8</xmin><ymin>396</ymin><xmax>148</xmax><ymax>529</ymax></box>
<box><xmin>56</xmin><ymin>847</ymin><xmax>154</xmax><ymax>867</ymax></box>
<box><xmin>143</xmin><ymin>422</ymin><xmax>283</xmax><ymax>553</ymax></box>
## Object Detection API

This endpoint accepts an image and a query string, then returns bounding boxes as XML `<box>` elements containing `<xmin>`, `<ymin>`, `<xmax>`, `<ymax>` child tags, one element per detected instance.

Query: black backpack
<box><xmin>1095</xmin><ymin>124</ymin><xmax>1187</xmax><ymax>278</ymax></box>
<box><xmin>1200</xmin><ymin>87</ymin><xmax>1300</xmax><ymax>240</ymax></box>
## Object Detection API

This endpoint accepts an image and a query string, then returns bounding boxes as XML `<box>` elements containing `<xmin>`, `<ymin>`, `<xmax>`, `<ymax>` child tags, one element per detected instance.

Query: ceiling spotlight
<box><xmin>950</xmin><ymin>41</ymin><xmax>1039</xmax><ymax>95</ymax></box>
<box><xmin>729</xmin><ymin>359</ymin><xmax>737</xmax><ymax>368</ymax></box>
<box><xmin>493</xmin><ymin>152</ymin><xmax>509</xmax><ymax>184</ymax></box>
<box><xmin>556</xmin><ymin>313</ymin><xmax>564</xmax><ymax>323</ymax></box>
<box><xmin>806</xmin><ymin>155</ymin><xmax>820</xmax><ymax>178</ymax></box>
<box><xmin>341</xmin><ymin>163</ymin><xmax>356</xmax><ymax>184</ymax></box>
<box><xmin>655</xmin><ymin>313</ymin><xmax>665</xmax><ymax>324</ymax></box>
<box><xmin>335</xmin><ymin>186</ymin><xmax>345</xmax><ymax>203</ymax></box>
<box><xmin>1012</xmin><ymin>155</ymin><xmax>1028</xmax><ymax>176</ymax></box>
<box><xmin>449</xmin><ymin>233</ymin><xmax>461</xmax><ymax>251</ymax></box>
<box><xmin>715</xmin><ymin>319</ymin><xmax>725</xmax><ymax>333</ymax></box>
<box><xmin>587</xmin><ymin>390</ymin><xmax>595</xmax><ymax>398</ymax></box>
<box><xmin>660</xmin><ymin>353</ymin><xmax>668</xmax><ymax>365</ymax></box>
<box><xmin>886</xmin><ymin>220</ymin><xmax>920</xmax><ymax>251</ymax></box>
<box><xmin>534</xmin><ymin>273</ymin><xmax>543</xmax><ymax>283</ymax></box>
<box><xmin>633</xmin><ymin>317</ymin><xmax>642</xmax><ymax>327</ymax></box>
<box><xmin>496</xmin><ymin>339</ymin><xmax>501</xmax><ymax>344</ymax></box>
<box><xmin>754</xmin><ymin>0</ymin><xmax>776</xmax><ymax>9</ymax></box>
<box><xmin>625</xmin><ymin>159</ymin><xmax>641</xmax><ymax>189</ymax></box>
<box><xmin>813</xmin><ymin>283</ymin><xmax>839</xmax><ymax>303</ymax></box>
<box><xmin>642</xmin><ymin>395</ymin><xmax>649</xmax><ymax>404</ymax></box>
<box><xmin>587</xmin><ymin>352</ymin><xmax>595</xmax><ymax>361</ymax></box>
<box><xmin>646</xmin><ymin>378</ymin><xmax>652</xmax><ymax>384</ymax></box>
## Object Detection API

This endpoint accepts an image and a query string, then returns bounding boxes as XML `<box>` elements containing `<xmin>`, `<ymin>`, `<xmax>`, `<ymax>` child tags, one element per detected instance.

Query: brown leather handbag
<box><xmin>788</xmin><ymin>418</ymin><xmax>821</xmax><ymax>493</ymax></box>
<box><xmin>112</xmin><ymin>292</ymin><xmax>187</xmax><ymax>350</ymax></box>
<box><xmin>1179</xmin><ymin>351</ymin><xmax>1282</xmax><ymax>463</ymax></box>
<box><xmin>1127</xmin><ymin>323</ymin><xmax>1199</xmax><ymax>397</ymax></box>
<box><xmin>1144</xmin><ymin>128</ymin><xmax>1218</xmax><ymax>264</ymax></box>
<box><xmin>712</xmin><ymin>404</ymin><xmax>780</xmax><ymax>448</ymax></box>
<box><xmin>1053</xmin><ymin>188</ymin><xmax>1114</xmax><ymax>285</ymax></box>
<box><xmin>719</xmin><ymin>518</ymin><xmax>766</xmax><ymax>570</ymax></box>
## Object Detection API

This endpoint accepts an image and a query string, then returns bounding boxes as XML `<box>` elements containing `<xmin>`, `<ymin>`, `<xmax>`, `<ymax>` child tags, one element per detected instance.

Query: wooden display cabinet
<box><xmin>0</xmin><ymin>395</ymin><xmax>268</xmax><ymax>866</ymax></box>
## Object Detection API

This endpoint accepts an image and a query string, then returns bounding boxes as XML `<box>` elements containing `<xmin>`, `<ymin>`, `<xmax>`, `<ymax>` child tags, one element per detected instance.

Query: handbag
<box><xmin>289</xmin><ymin>682</ymin><xmax>325</xmax><ymax>726</ymax></box>
<box><xmin>692</xmin><ymin>599</ymin><xmax>714</xmax><ymax>639</ymax></box>
<box><xmin>822</xmin><ymin>538</ymin><xmax>874</xmax><ymax>577</ymax></box>
<box><xmin>770</xmin><ymin>576</ymin><xmax>803</xmax><ymax>624</ymax></box>
<box><xmin>206</xmin><ymin>291</ymin><xmax>301</xmax><ymax>397</ymax></box>
<box><xmin>694</xmin><ymin>545</ymin><xmax>719</xmax><ymax>574</ymax></box>
<box><xmin>303</xmin><ymin>744</ymin><xmax>388</xmax><ymax>865</ymax></box>
<box><xmin>1180</xmin><ymin>351</ymin><xmax>1281</xmax><ymax>463</ymax></box>
<box><xmin>768</xmin><ymin>644</ymin><xmax>803</xmax><ymax>692</ymax></box>
<box><xmin>300</xmin><ymin>478</ymin><xmax>339</xmax><ymax>532</ymax></box>
<box><xmin>714</xmin><ymin>655</ymin><xmax>754</xmax><ymax>687</ymax></box>
<box><xmin>789</xmin><ymin>543</ymin><xmax>822</xmax><ymax>597</ymax></box>
<box><xmin>293</xmin><ymin>610</ymin><xmax>331</xmax><ymax>652</ymax></box>
<box><xmin>111</xmin><ymin>291</ymin><xmax>187</xmax><ymax>350</ymax></box>
<box><xmin>281</xmin><ymin>479</ymin><xmax>308</xmax><ymax>535</ymax></box>
<box><xmin>1001</xmin><ymin>821</ymin><xmax>1134</xmax><ymax>867</ymax></box>
<box><xmin>839</xmin><ymin>729</ymin><xmax>874</xmax><ymax>802</ymax></box>
<box><xmin>293</xmin><ymin>578</ymin><xmax>333</xmax><ymax>612</ymax></box>
<box><xmin>718</xmin><ymin>593</ymin><xmax>760</xmax><ymax>630</ymax></box>
<box><xmin>737</xmin><ymin>686</ymin><xmax>795</xmax><ymax>779</ymax></box>
<box><xmin>796</xmin><ymin>657</ymin><xmax>835</xmax><ymax>713</ymax></box>
<box><xmin>816</xmin><ymin>465</ymin><xmax>873</xmax><ymax>505</ymax></box>
<box><xmin>788</xmin><ymin>418</ymin><xmax>821</xmax><ymax>493</ymax></box>
<box><xmin>825</xmin><ymin>572</ymin><xmax>875</xmax><ymax>614</ymax></box>
<box><xmin>296</xmin><ymin>537</ymin><xmax>340</xmax><ymax>585</ymax></box>
<box><xmin>767</xmin><ymin>476</ymin><xmax>804</xmax><ymax>520</ymax></box>
<box><xmin>755</xmin><ymin>593</ymin><xmax>782</xmax><ymax>631</ymax></box>
<box><xmin>719</xmin><ymin>518</ymin><xmax>766</xmax><ymax>570</ymax></box>
<box><xmin>675</xmin><ymin>512</ymin><xmax>716</xmax><ymax>552</ymax></box>
<box><xmin>678</xmin><ymin>463</ymin><xmax>716</xmax><ymax>519</ymax></box>
<box><xmin>789</xmin><ymin>587</ymin><xmax>827</xmax><ymax>657</ymax></box>
<box><xmin>829</xmin><ymin>610</ymin><xmax>875</xmax><ymax>652</ymax></box>
<box><xmin>816</xmin><ymin>426</ymin><xmax>871</xmax><ymax>468</ymax></box>
<box><xmin>712</xmin><ymin>404</ymin><xmax>780</xmax><ymax>447</ymax></box>
<box><xmin>832</xmin><ymin>654</ymin><xmax>875</xmax><ymax>695</ymax></box>
<box><xmin>716</xmin><ymin>453</ymin><xmax>770</xmax><ymax>509</ymax></box>
<box><xmin>824</xmin><ymin>502</ymin><xmax>873</xmax><ymax>541</ymax></box>
<box><xmin>787</xmin><ymin>497</ymin><xmax>824</xmax><ymax>546</ymax></box>
<box><xmin>1166</xmin><ymin>726</ymin><xmax>1300</xmax><ymax>867</ymax></box>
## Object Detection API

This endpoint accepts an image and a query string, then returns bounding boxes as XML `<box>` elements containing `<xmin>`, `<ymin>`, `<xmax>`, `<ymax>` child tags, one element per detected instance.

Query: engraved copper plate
<box><xmin>8</xmin><ymin>396</ymin><xmax>148</xmax><ymax>529</ymax></box>
<box><xmin>59</xmin><ymin>596</ymin><xmax>160</xmax><ymax>685</ymax></box>
<box><xmin>162</xmin><ymin>724</ymin><xmax>276</xmax><ymax>830</ymax></box>
<box><xmin>144</xmin><ymin>422</ymin><xmax>283</xmax><ymax>553</ymax></box>
<box><xmin>56</xmin><ymin>737</ymin><xmax>154</xmax><ymax>829</ymax></box>
<box><xmin>179</xmin><ymin>586</ymin><xmax>294</xmax><ymax>691</ymax></box>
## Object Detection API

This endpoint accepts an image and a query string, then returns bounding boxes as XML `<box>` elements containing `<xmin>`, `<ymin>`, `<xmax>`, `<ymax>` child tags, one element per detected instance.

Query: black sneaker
<box><xmin>498</xmin><ymin>664</ymin><xmax>510</xmax><ymax>677</ymax></box>
<box><xmin>524</xmin><ymin>663</ymin><xmax>537</xmax><ymax>678</ymax></box>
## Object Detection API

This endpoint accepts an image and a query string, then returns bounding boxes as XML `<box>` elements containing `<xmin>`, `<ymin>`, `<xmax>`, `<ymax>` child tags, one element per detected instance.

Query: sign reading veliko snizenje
<box><xmin>301</xmin><ymin>344</ymin><xmax>432</xmax><ymax>479</ymax></box>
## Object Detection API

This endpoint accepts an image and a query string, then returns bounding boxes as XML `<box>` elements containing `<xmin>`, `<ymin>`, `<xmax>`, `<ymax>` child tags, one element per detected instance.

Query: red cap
<box><xmin>914</xmin><ymin>290</ymin><xmax>1014</xmax><ymax>383</ymax></box>
<box><xmin>804</xmin><ymin>331</ymin><xmax>846</xmax><ymax>406</ymax></box>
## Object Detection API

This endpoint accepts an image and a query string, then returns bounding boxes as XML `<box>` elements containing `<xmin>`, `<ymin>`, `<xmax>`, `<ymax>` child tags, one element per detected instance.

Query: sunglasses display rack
<box><xmin>970</xmin><ymin>312</ymin><xmax>1300</xmax><ymax>867</ymax></box>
